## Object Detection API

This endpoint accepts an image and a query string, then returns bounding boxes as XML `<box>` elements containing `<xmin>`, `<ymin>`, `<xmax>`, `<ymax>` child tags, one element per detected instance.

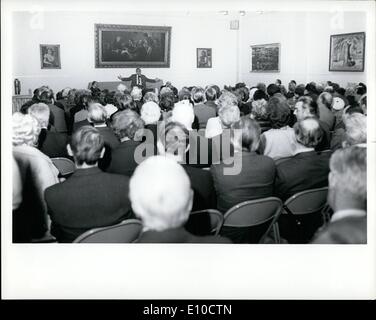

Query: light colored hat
<box><xmin>332</xmin><ymin>97</ymin><xmax>345</xmax><ymax>111</ymax></box>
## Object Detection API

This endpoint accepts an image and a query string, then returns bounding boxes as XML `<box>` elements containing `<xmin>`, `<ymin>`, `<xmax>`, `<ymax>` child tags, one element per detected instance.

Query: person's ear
<box><xmin>67</xmin><ymin>144</ymin><xmax>74</xmax><ymax>157</ymax></box>
<box><xmin>99</xmin><ymin>147</ymin><xmax>105</xmax><ymax>159</ymax></box>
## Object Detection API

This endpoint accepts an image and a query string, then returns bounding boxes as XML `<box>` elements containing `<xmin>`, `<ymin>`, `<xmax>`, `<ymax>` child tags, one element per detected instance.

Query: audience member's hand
<box><xmin>118</xmin><ymin>75</ymin><xmax>123</xmax><ymax>81</ymax></box>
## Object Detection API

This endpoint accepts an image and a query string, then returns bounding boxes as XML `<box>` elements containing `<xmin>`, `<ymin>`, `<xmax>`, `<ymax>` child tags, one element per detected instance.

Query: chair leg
<box><xmin>273</xmin><ymin>223</ymin><xmax>281</xmax><ymax>244</ymax></box>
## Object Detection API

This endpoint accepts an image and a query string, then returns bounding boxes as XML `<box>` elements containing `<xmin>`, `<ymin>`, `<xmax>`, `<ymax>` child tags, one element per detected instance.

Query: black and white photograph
<box><xmin>2</xmin><ymin>0</ymin><xmax>375</xmax><ymax>303</ymax></box>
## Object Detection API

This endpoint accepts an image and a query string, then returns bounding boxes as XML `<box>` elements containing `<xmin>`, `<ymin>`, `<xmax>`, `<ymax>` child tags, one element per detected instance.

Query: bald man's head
<box><xmin>294</xmin><ymin>118</ymin><xmax>323</xmax><ymax>148</ymax></box>
<box><xmin>129</xmin><ymin>156</ymin><xmax>193</xmax><ymax>231</ymax></box>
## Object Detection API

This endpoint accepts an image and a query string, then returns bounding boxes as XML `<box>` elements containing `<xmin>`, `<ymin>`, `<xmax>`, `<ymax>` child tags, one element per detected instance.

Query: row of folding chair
<box><xmin>72</xmin><ymin>187</ymin><xmax>329</xmax><ymax>243</ymax></box>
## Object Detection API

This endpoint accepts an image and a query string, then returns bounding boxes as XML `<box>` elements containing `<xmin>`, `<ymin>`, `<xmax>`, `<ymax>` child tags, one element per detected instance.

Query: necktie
<box><xmin>137</xmin><ymin>75</ymin><xmax>141</xmax><ymax>86</ymax></box>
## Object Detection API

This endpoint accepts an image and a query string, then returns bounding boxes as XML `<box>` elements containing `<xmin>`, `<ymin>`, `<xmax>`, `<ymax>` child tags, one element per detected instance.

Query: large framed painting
<box><xmin>197</xmin><ymin>48</ymin><xmax>212</xmax><ymax>68</ymax></box>
<box><xmin>329</xmin><ymin>32</ymin><xmax>365</xmax><ymax>72</ymax></box>
<box><xmin>250</xmin><ymin>43</ymin><xmax>280</xmax><ymax>72</ymax></box>
<box><xmin>95</xmin><ymin>24</ymin><xmax>171</xmax><ymax>68</ymax></box>
<box><xmin>40</xmin><ymin>44</ymin><xmax>61</xmax><ymax>69</ymax></box>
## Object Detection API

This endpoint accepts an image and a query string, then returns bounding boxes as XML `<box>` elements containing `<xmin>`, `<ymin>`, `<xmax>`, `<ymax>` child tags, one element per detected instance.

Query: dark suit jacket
<box><xmin>49</xmin><ymin>103</ymin><xmax>67</xmax><ymax>133</ymax></box>
<box><xmin>45</xmin><ymin>167</ymin><xmax>133</xmax><ymax>242</ymax></box>
<box><xmin>120</xmin><ymin>74</ymin><xmax>156</xmax><ymax>90</ymax></box>
<box><xmin>275</xmin><ymin>150</ymin><xmax>331</xmax><ymax>201</ymax></box>
<box><xmin>311</xmin><ymin>215</ymin><xmax>366</xmax><ymax>244</ymax></box>
<box><xmin>107</xmin><ymin>140</ymin><xmax>141</xmax><ymax>177</ymax></box>
<box><xmin>211</xmin><ymin>151</ymin><xmax>276</xmax><ymax>213</ymax></box>
<box><xmin>182</xmin><ymin>164</ymin><xmax>216</xmax><ymax>211</ymax></box>
<box><xmin>316</xmin><ymin>119</ymin><xmax>331</xmax><ymax>151</ymax></box>
<box><xmin>185</xmin><ymin>130</ymin><xmax>213</xmax><ymax>168</ymax></box>
<box><xmin>194</xmin><ymin>103</ymin><xmax>216</xmax><ymax>129</ymax></box>
<box><xmin>38</xmin><ymin>127</ymin><xmax>69</xmax><ymax>158</ymax></box>
<box><xmin>137</xmin><ymin>227</ymin><xmax>232</xmax><ymax>243</ymax></box>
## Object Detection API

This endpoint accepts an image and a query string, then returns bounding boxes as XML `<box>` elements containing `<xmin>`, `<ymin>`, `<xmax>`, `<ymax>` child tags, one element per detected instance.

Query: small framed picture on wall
<box><xmin>197</xmin><ymin>48</ymin><xmax>212</xmax><ymax>68</ymax></box>
<box><xmin>40</xmin><ymin>44</ymin><xmax>61</xmax><ymax>69</ymax></box>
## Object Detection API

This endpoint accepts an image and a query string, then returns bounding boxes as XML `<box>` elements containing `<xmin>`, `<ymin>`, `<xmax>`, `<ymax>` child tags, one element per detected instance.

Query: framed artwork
<box><xmin>250</xmin><ymin>43</ymin><xmax>280</xmax><ymax>72</ymax></box>
<box><xmin>329</xmin><ymin>32</ymin><xmax>365</xmax><ymax>72</ymax></box>
<box><xmin>197</xmin><ymin>48</ymin><xmax>212</xmax><ymax>68</ymax></box>
<box><xmin>95</xmin><ymin>24</ymin><xmax>171</xmax><ymax>68</ymax></box>
<box><xmin>40</xmin><ymin>44</ymin><xmax>61</xmax><ymax>69</ymax></box>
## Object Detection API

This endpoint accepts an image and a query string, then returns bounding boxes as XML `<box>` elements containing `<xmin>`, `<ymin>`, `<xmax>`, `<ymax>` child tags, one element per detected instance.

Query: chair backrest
<box><xmin>223</xmin><ymin>197</ymin><xmax>283</xmax><ymax>227</ymax></box>
<box><xmin>284</xmin><ymin>187</ymin><xmax>328</xmax><ymax>215</ymax></box>
<box><xmin>221</xmin><ymin>197</ymin><xmax>283</xmax><ymax>243</ymax></box>
<box><xmin>185</xmin><ymin>209</ymin><xmax>224</xmax><ymax>236</ymax></box>
<box><xmin>51</xmin><ymin>157</ymin><xmax>75</xmax><ymax>177</ymax></box>
<box><xmin>73</xmin><ymin>219</ymin><xmax>143</xmax><ymax>243</ymax></box>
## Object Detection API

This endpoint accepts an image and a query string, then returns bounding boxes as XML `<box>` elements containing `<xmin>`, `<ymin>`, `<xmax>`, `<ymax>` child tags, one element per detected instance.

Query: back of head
<box><xmin>295</xmin><ymin>84</ymin><xmax>306</xmax><ymax>97</ymax></box>
<box><xmin>129</xmin><ymin>155</ymin><xmax>192</xmax><ymax>231</ymax></box>
<box><xmin>231</xmin><ymin>117</ymin><xmax>261</xmax><ymax>152</ymax></box>
<box><xmin>178</xmin><ymin>88</ymin><xmax>191</xmax><ymax>101</ymax></box>
<box><xmin>143</xmin><ymin>91</ymin><xmax>159</xmax><ymax>104</ymax></box>
<box><xmin>28</xmin><ymin>103</ymin><xmax>50</xmax><ymax>128</ymax></box>
<box><xmin>111</xmin><ymin>109</ymin><xmax>144</xmax><ymax>140</ymax></box>
<box><xmin>70</xmin><ymin>126</ymin><xmax>104</xmax><ymax>165</ymax></box>
<box><xmin>205</xmin><ymin>86</ymin><xmax>217</xmax><ymax>102</ymax></box>
<box><xmin>294</xmin><ymin>118</ymin><xmax>323</xmax><ymax>148</ymax></box>
<box><xmin>12</xmin><ymin>112</ymin><xmax>41</xmax><ymax>147</ymax></box>
<box><xmin>236</xmin><ymin>86</ymin><xmax>250</xmax><ymax>102</ymax></box>
<box><xmin>36</xmin><ymin>86</ymin><xmax>54</xmax><ymax>104</ymax></box>
<box><xmin>141</xmin><ymin>101</ymin><xmax>161</xmax><ymax>125</ymax></box>
<box><xmin>267</xmin><ymin>83</ymin><xmax>280</xmax><ymax>97</ymax></box>
<box><xmin>318</xmin><ymin>92</ymin><xmax>333</xmax><ymax>110</ymax></box>
<box><xmin>117</xmin><ymin>93</ymin><xmax>137</xmax><ymax>111</ymax></box>
<box><xmin>131</xmin><ymin>86</ymin><xmax>143</xmax><ymax>101</ymax></box>
<box><xmin>257</xmin><ymin>82</ymin><xmax>266</xmax><ymax>93</ymax></box>
<box><xmin>329</xmin><ymin>146</ymin><xmax>366</xmax><ymax>207</ymax></box>
<box><xmin>159</xmin><ymin>94</ymin><xmax>175</xmax><ymax>112</ymax></box>
<box><xmin>87</xmin><ymin>103</ymin><xmax>107</xmax><ymax>124</ymax></box>
<box><xmin>296</xmin><ymin>95</ymin><xmax>319</xmax><ymax>118</ymax></box>
<box><xmin>191</xmin><ymin>87</ymin><xmax>205</xmax><ymax>104</ymax></box>
<box><xmin>343</xmin><ymin>113</ymin><xmax>367</xmax><ymax>147</ymax></box>
<box><xmin>158</xmin><ymin>121</ymin><xmax>189</xmax><ymax>156</ymax></box>
<box><xmin>217</xmin><ymin>94</ymin><xmax>240</xmax><ymax>128</ymax></box>
<box><xmin>267</xmin><ymin>96</ymin><xmax>291</xmax><ymax>128</ymax></box>
<box><xmin>171</xmin><ymin>100</ymin><xmax>194</xmax><ymax>129</ymax></box>
<box><xmin>253</xmin><ymin>89</ymin><xmax>267</xmax><ymax>101</ymax></box>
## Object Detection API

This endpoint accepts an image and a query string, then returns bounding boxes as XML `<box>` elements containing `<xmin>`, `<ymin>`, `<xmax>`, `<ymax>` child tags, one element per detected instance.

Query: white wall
<box><xmin>239</xmin><ymin>11</ymin><xmax>367</xmax><ymax>88</ymax></box>
<box><xmin>12</xmin><ymin>11</ymin><xmax>238</xmax><ymax>94</ymax></box>
<box><xmin>12</xmin><ymin>10</ymin><xmax>367</xmax><ymax>94</ymax></box>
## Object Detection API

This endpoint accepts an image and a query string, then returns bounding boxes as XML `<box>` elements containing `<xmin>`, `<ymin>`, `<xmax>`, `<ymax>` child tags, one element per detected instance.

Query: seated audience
<box><xmin>130</xmin><ymin>156</ymin><xmax>231</xmax><ymax>243</ymax></box>
<box><xmin>331</xmin><ymin>112</ymin><xmax>367</xmax><ymax>150</ymax></box>
<box><xmin>45</xmin><ymin>126</ymin><xmax>133</xmax><ymax>243</ymax></box>
<box><xmin>211</xmin><ymin>117</ymin><xmax>276</xmax><ymax>213</ymax></box>
<box><xmin>204</xmin><ymin>86</ymin><xmax>218</xmax><ymax>114</ymax></box>
<box><xmin>192</xmin><ymin>87</ymin><xmax>216</xmax><ymax>129</ymax></box>
<box><xmin>141</xmin><ymin>101</ymin><xmax>162</xmax><ymax>146</ymax></box>
<box><xmin>172</xmin><ymin>100</ymin><xmax>212</xmax><ymax>167</ymax></box>
<box><xmin>250</xmin><ymin>90</ymin><xmax>271</xmax><ymax>132</ymax></box>
<box><xmin>317</xmin><ymin>92</ymin><xmax>335</xmax><ymax>131</ymax></box>
<box><xmin>157</xmin><ymin>121</ymin><xmax>216</xmax><ymax>211</ymax></box>
<box><xmin>12</xmin><ymin>113</ymin><xmax>59</xmax><ymax>242</ymax></box>
<box><xmin>274</xmin><ymin>118</ymin><xmax>331</xmax><ymax>201</ymax></box>
<box><xmin>259</xmin><ymin>97</ymin><xmax>297</xmax><ymax>160</ymax></box>
<box><xmin>311</xmin><ymin>146</ymin><xmax>366</xmax><ymax>244</ymax></box>
<box><xmin>236</xmin><ymin>86</ymin><xmax>252</xmax><ymax>115</ymax></box>
<box><xmin>266</xmin><ymin>83</ymin><xmax>280</xmax><ymax>98</ymax></box>
<box><xmin>205</xmin><ymin>91</ymin><xmax>240</xmax><ymax>139</ymax></box>
<box><xmin>294</xmin><ymin>96</ymin><xmax>331</xmax><ymax>151</ymax></box>
<box><xmin>28</xmin><ymin>103</ymin><xmax>69</xmax><ymax>158</ymax></box>
<box><xmin>107</xmin><ymin>110</ymin><xmax>145</xmax><ymax>176</ymax></box>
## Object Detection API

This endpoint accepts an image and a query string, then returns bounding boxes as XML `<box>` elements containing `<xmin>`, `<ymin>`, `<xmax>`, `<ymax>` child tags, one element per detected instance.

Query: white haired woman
<box><xmin>205</xmin><ymin>91</ymin><xmax>240</xmax><ymax>139</ymax></box>
<box><xmin>12</xmin><ymin>112</ymin><xmax>59</xmax><ymax>242</ymax></box>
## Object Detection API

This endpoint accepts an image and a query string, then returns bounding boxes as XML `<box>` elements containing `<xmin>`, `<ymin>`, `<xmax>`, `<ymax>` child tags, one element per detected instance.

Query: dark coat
<box><xmin>45</xmin><ymin>167</ymin><xmax>133</xmax><ymax>242</ymax></box>
<box><xmin>274</xmin><ymin>150</ymin><xmax>331</xmax><ymax>201</ymax></box>
<box><xmin>211</xmin><ymin>151</ymin><xmax>276</xmax><ymax>213</ymax></box>
<box><xmin>107</xmin><ymin>140</ymin><xmax>142</xmax><ymax>177</ymax></box>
